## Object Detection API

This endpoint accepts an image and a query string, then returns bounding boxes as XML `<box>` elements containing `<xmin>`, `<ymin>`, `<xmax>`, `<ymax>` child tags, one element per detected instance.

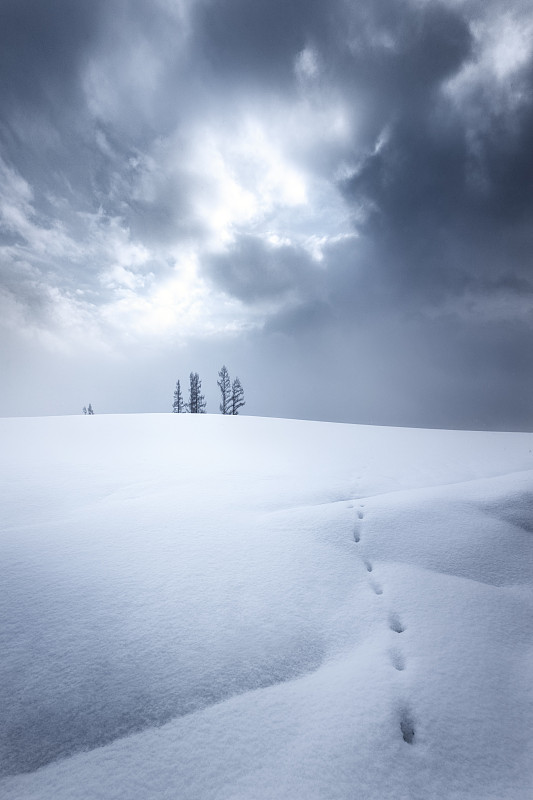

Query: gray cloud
<box><xmin>339</xmin><ymin>66</ymin><xmax>533</xmax><ymax>301</ymax></box>
<box><xmin>206</xmin><ymin>234</ymin><xmax>322</xmax><ymax>304</ymax></box>
<box><xmin>0</xmin><ymin>0</ymin><xmax>104</xmax><ymax>110</ymax></box>
<box><xmin>195</xmin><ymin>0</ymin><xmax>326</xmax><ymax>90</ymax></box>
<box><xmin>1</xmin><ymin>0</ymin><xmax>532</xmax><ymax>429</ymax></box>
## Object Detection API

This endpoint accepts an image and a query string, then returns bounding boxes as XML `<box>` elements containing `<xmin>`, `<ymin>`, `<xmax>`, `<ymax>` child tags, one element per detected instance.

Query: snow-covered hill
<box><xmin>0</xmin><ymin>414</ymin><xmax>532</xmax><ymax>799</ymax></box>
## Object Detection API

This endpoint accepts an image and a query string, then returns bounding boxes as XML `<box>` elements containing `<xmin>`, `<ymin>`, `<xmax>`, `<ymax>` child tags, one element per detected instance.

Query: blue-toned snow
<box><xmin>0</xmin><ymin>414</ymin><xmax>532</xmax><ymax>799</ymax></box>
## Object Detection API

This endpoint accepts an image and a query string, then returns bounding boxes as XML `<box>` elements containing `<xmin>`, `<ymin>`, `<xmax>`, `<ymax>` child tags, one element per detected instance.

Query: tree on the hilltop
<box><xmin>230</xmin><ymin>377</ymin><xmax>245</xmax><ymax>415</ymax></box>
<box><xmin>82</xmin><ymin>406</ymin><xmax>87</xmax><ymax>415</ymax></box>
<box><xmin>217</xmin><ymin>365</ymin><xmax>232</xmax><ymax>414</ymax></box>
<box><xmin>87</xmin><ymin>403</ymin><xmax>94</xmax><ymax>415</ymax></box>
<box><xmin>172</xmin><ymin>380</ymin><xmax>187</xmax><ymax>413</ymax></box>
<box><xmin>188</xmin><ymin>372</ymin><xmax>206</xmax><ymax>414</ymax></box>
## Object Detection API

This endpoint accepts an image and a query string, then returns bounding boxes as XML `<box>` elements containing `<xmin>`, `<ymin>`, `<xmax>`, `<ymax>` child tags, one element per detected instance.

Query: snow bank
<box><xmin>0</xmin><ymin>414</ymin><xmax>532</xmax><ymax>799</ymax></box>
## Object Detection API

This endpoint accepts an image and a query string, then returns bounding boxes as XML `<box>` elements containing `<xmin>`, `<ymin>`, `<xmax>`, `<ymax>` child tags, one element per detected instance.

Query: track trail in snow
<box><xmin>351</xmin><ymin>490</ymin><xmax>415</xmax><ymax>746</ymax></box>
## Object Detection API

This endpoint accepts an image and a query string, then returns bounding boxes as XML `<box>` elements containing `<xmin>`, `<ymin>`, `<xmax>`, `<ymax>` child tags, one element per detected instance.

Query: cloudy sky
<box><xmin>1</xmin><ymin>0</ymin><xmax>532</xmax><ymax>429</ymax></box>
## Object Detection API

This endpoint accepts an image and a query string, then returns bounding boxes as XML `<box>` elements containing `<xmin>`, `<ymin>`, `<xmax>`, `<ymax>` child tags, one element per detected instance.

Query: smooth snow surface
<box><xmin>1</xmin><ymin>414</ymin><xmax>532</xmax><ymax>799</ymax></box>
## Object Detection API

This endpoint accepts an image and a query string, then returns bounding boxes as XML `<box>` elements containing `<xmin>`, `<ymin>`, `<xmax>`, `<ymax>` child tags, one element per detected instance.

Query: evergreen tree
<box><xmin>172</xmin><ymin>380</ymin><xmax>187</xmax><ymax>413</ymax></box>
<box><xmin>82</xmin><ymin>406</ymin><xmax>87</xmax><ymax>415</ymax></box>
<box><xmin>188</xmin><ymin>372</ymin><xmax>206</xmax><ymax>413</ymax></box>
<box><xmin>87</xmin><ymin>403</ymin><xmax>94</xmax><ymax>415</ymax></box>
<box><xmin>217</xmin><ymin>365</ymin><xmax>231</xmax><ymax>414</ymax></box>
<box><xmin>230</xmin><ymin>377</ymin><xmax>245</xmax><ymax>415</ymax></box>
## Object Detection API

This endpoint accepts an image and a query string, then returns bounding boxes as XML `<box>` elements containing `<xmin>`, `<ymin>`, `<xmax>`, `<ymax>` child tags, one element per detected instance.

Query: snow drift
<box><xmin>0</xmin><ymin>413</ymin><xmax>532</xmax><ymax>799</ymax></box>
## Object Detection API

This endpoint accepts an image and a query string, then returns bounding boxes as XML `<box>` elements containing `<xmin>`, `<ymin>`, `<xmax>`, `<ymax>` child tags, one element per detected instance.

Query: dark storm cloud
<box><xmin>196</xmin><ymin>0</ymin><xmax>327</xmax><ymax>90</ymax></box>
<box><xmin>0</xmin><ymin>0</ymin><xmax>196</xmax><ymax>211</ymax></box>
<box><xmin>0</xmin><ymin>0</ymin><xmax>104</xmax><ymax>111</ymax></box>
<box><xmin>199</xmin><ymin>0</ymin><xmax>533</xmax><ymax>321</ymax></box>
<box><xmin>0</xmin><ymin>0</ymin><xmax>108</xmax><ymax>195</ymax></box>
<box><xmin>339</xmin><ymin>56</ymin><xmax>533</xmax><ymax>305</ymax></box>
<box><xmin>205</xmin><ymin>234</ymin><xmax>321</xmax><ymax>303</ymax></box>
<box><xmin>338</xmin><ymin>1</ymin><xmax>533</xmax><ymax>308</ymax></box>
<box><xmin>0</xmin><ymin>0</ymin><xmax>201</xmax><ymax>316</ymax></box>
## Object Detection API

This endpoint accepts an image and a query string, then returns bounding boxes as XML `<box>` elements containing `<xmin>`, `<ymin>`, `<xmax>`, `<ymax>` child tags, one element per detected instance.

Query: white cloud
<box><xmin>295</xmin><ymin>46</ymin><xmax>320</xmax><ymax>81</ymax></box>
<box><xmin>100</xmin><ymin>265</ymin><xmax>150</xmax><ymax>292</ymax></box>
<box><xmin>99</xmin><ymin>254</ymin><xmax>260</xmax><ymax>342</ymax></box>
<box><xmin>444</xmin><ymin>9</ymin><xmax>533</xmax><ymax>108</ymax></box>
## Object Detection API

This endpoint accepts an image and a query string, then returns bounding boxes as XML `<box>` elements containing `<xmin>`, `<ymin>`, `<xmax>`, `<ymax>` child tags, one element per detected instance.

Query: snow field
<box><xmin>0</xmin><ymin>413</ymin><xmax>532</xmax><ymax>799</ymax></box>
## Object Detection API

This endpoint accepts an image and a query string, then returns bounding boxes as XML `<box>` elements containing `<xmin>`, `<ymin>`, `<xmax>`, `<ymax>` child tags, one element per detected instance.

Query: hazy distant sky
<box><xmin>1</xmin><ymin>0</ymin><xmax>532</xmax><ymax>429</ymax></box>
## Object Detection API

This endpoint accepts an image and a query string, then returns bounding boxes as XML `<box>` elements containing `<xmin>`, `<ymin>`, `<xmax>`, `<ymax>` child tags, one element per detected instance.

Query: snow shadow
<box><xmin>0</xmin><ymin>564</ymin><xmax>326</xmax><ymax>777</ymax></box>
<box><xmin>482</xmin><ymin>490</ymin><xmax>533</xmax><ymax>534</ymax></box>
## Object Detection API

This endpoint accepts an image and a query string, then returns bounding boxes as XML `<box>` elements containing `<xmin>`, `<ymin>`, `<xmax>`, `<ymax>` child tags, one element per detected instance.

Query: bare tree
<box><xmin>230</xmin><ymin>377</ymin><xmax>245</xmax><ymax>415</ymax></box>
<box><xmin>172</xmin><ymin>380</ymin><xmax>187</xmax><ymax>413</ymax></box>
<box><xmin>217</xmin><ymin>365</ymin><xmax>231</xmax><ymax>414</ymax></box>
<box><xmin>188</xmin><ymin>372</ymin><xmax>206</xmax><ymax>414</ymax></box>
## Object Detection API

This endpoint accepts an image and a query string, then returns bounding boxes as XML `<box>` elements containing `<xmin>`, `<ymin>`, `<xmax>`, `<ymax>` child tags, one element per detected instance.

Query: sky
<box><xmin>1</xmin><ymin>0</ymin><xmax>532</xmax><ymax>429</ymax></box>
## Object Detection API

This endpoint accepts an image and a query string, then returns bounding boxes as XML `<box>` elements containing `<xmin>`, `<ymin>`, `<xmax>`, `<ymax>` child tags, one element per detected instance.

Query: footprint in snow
<box><xmin>389</xmin><ymin>614</ymin><xmax>405</xmax><ymax>634</ymax></box>
<box><xmin>370</xmin><ymin>579</ymin><xmax>383</xmax><ymax>595</ymax></box>
<box><xmin>353</xmin><ymin>528</ymin><xmax>361</xmax><ymax>543</ymax></box>
<box><xmin>364</xmin><ymin>560</ymin><xmax>373</xmax><ymax>572</ymax></box>
<box><xmin>357</xmin><ymin>510</ymin><xmax>364</xmax><ymax>520</ymax></box>
<box><xmin>390</xmin><ymin>649</ymin><xmax>405</xmax><ymax>671</ymax></box>
<box><xmin>400</xmin><ymin>710</ymin><xmax>415</xmax><ymax>744</ymax></box>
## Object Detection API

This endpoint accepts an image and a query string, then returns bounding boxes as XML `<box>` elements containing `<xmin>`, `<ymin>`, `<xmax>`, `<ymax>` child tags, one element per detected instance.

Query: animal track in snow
<box><xmin>390</xmin><ymin>649</ymin><xmax>405</xmax><ymax>671</ymax></box>
<box><xmin>400</xmin><ymin>710</ymin><xmax>415</xmax><ymax>744</ymax></box>
<box><xmin>389</xmin><ymin>614</ymin><xmax>405</xmax><ymax>634</ymax></box>
<box><xmin>370</xmin><ymin>579</ymin><xmax>383</xmax><ymax>595</ymax></box>
<box><xmin>353</xmin><ymin>527</ymin><xmax>361</xmax><ymax>543</ymax></box>
<box><xmin>357</xmin><ymin>510</ymin><xmax>364</xmax><ymax>520</ymax></box>
<box><xmin>364</xmin><ymin>560</ymin><xmax>372</xmax><ymax>572</ymax></box>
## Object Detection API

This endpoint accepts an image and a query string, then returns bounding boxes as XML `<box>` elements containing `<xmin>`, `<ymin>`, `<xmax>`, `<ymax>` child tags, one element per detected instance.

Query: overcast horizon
<box><xmin>1</xmin><ymin>0</ymin><xmax>532</xmax><ymax>430</ymax></box>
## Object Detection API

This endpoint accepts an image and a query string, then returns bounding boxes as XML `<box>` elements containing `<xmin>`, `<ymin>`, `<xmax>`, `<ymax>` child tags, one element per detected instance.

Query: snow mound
<box><xmin>0</xmin><ymin>414</ymin><xmax>532</xmax><ymax>799</ymax></box>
